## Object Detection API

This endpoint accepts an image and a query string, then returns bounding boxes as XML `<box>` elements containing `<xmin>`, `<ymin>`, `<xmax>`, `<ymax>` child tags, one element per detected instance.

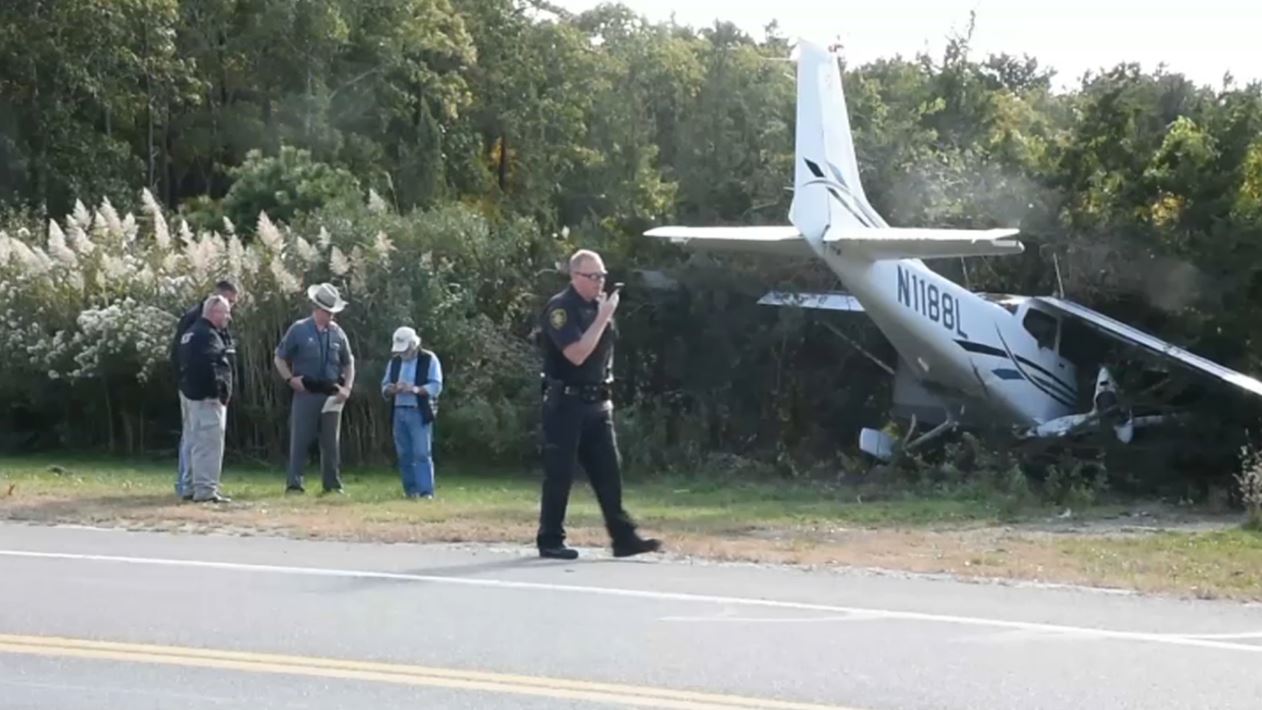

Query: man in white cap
<box><xmin>380</xmin><ymin>326</ymin><xmax>443</xmax><ymax>498</ymax></box>
<box><xmin>272</xmin><ymin>282</ymin><xmax>356</xmax><ymax>494</ymax></box>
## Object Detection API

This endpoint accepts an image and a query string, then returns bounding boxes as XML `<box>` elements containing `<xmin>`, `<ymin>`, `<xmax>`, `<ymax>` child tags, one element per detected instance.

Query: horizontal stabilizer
<box><xmin>758</xmin><ymin>290</ymin><xmax>864</xmax><ymax>312</ymax></box>
<box><xmin>1034</xmin><ymin>296</ymin><xmax>1262</xmax><ymax>399</ymax></box>
<box><xmin>644</xmin><ymin>226</ymin><xmax>1022</xmax><ymax>261</ymax></box>
<box><xmin>834</xmin><ymin>228</ymin><xmax>1024</xmax><ymax>260</ymax></box>
<box><xmin>642</xmin><ymin>226</ymin><xmax>812</xmax><ymax>258</ymax></box>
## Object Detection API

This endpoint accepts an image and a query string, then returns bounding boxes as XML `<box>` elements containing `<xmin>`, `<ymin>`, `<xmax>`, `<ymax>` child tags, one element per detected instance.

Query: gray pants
<box><xmin>176</xmin><ymin>392</ymin><xmax>193</xmax><ymax>497</ymax></box>
<box><xmin>286</xmin><ymin>392</ymin><xmax>343</xmax><ymax>492</ymax></box>
<box><xmin>186</xmin><ymin>397</ymin><xmax>227</xmax><ymax>500</ymax></box>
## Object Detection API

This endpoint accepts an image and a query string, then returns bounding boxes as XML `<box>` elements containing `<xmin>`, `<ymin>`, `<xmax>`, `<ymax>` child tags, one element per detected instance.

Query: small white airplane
<box><xmin>643</xmin><ymin>38</ymin><xmax>1262</xmax><ymax>461</ymax></box>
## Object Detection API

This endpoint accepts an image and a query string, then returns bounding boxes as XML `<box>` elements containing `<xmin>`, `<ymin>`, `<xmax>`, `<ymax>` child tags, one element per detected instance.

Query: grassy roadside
<box><xmin>2</xmin><ymin>454</ymin><xmax>1260</xmax><ymax>601</ymax></box>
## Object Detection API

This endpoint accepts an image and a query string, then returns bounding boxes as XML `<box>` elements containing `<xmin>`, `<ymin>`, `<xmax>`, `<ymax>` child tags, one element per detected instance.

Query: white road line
<box><xmin>660</xmin><ymin>615</ymin><xmax>870</xmax><ymax>624</ymax></box>
<box><xmin>3</xmin><ymin>549</ymin><xmax>1261</xmax><ymax>655</ymax></box>
<box><xmin>1175</xmin><ymin>631</ymin><xmax>1262</xmax><ymax>640</ymax></box>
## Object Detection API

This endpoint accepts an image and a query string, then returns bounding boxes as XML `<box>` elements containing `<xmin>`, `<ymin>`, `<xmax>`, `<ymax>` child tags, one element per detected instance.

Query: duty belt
<box><xmin>545</xmin><ymin>378</ymin><xmax>612</xmax><ymax>403</ymax></box>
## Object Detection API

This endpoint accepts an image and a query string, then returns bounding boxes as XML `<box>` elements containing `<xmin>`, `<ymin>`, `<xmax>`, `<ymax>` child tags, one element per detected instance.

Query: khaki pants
<box><xmin>187</xmin><ymin>398</ymin><xmax>227</xmax><ymax>500</ymax></box>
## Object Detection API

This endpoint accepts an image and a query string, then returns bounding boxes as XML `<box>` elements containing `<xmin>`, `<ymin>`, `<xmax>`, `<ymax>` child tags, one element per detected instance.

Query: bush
<box><xmin>1043</xmin><ymin>453</ymin><xmax>1110</xmax><ymax>510</ymax></box>
<box><xmin>1236</xmin><ymin>438</ymin><xmax>1262</xmax><ymax>530</ymax></box>
<box><xmin>180</xmin><ymin>146</ymin><xmax>365</xmax><ymax>236</ymax></box>
<box><xmin>0</xmin><ymin>189</ymin><xmax>557</xmax><ymax>464</ymax></box>
<box><xmin>862</xmin><ymin>431</ymin><xmax>1108</xmax><ymax>515</ymax></box>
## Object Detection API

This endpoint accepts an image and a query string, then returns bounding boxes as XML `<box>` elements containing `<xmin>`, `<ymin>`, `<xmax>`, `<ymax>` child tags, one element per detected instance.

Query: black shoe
<box><xmin>181</xmin><ymin>494</ymin><xmax>193</xmax><ymax>502</ymax></box>
<box><xmin>195</xmin><ymin>494</ymin><xmax>232</xmax><ymax>504</ymax></box>
<box><xmin>612</xmin><ymin>537</ymin><xmax>661</xmax><ymax>558</ymax></box>
<box><xmin>285</xmin><ymin>486</ymin><xmax>305</xmax><ymax>495</ymax></box>
<box><xmin>539</xmin><ymin>545</ymin><xmax>579</xmax><ymax>560</ymax></box>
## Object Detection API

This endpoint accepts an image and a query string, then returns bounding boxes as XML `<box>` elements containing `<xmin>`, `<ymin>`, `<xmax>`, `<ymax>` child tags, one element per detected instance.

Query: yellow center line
<box><xmin>0</xmin><ymin>634</ymin><xmax>862</xmax><ymax>710</ymax></box>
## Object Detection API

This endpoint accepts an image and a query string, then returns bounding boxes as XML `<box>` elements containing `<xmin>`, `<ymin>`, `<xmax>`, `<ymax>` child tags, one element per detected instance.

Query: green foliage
<box><xmin>0</xmin><ymin>0</ymin><xmax>191</xmax><ymax>214</ymax></box>
<box><xmin>1043</xmin><ymin>453</ymin><xmax>1110</xmax><ymax>510</ymax></box>
<box><xmin>218</xmin><ymin>147</ymin><xmax>364</xmax><ymax>234</ymax></box>
<box><xmin>870</xmin><ymin>432</ymin><xmax>1114</xmax><ymax>516</ymax></box>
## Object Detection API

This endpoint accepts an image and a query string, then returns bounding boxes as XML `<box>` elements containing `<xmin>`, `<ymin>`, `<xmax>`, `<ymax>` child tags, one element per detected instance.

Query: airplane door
<box><xmin>1021</xmin><ymin>306</ymin><xmax>1080</xmax><ymax>409</ymax></box>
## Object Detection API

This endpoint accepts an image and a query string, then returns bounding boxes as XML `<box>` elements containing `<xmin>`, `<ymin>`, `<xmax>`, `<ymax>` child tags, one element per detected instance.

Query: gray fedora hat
<box><xmin>307</xmin><ymin>282</ymin><xmax>348</xmax><ymax>313</ymax></box>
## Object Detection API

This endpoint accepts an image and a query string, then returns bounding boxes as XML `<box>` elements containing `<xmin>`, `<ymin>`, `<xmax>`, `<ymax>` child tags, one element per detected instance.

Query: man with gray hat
<box><xmin>272</xmin><ymin>282</ymin><xmax>355</xmax><ymax>494</ymax></box>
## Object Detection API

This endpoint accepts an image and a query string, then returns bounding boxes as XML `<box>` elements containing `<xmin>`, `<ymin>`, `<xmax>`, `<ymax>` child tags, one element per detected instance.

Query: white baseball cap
<box><xmin>390</xmin><ymin>326</ymin><xmax>420</xmax><ymax>353</ymax></box>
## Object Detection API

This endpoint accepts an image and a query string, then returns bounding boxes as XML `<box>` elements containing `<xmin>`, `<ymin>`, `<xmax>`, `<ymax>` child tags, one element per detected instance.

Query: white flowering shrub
<box><xmin>0</xmin><ymin>189</ymin><xmax>558</xmax><ymax>461</ymax></box>
<box><xmin>64</xmin><ymin>300</ymin><xmax>177</xmax><ymax>383</ymax></box>
<box><xmin>1237</xmin><ymin>438</ymin><xmax>1262</xmax><ymax>529</ymax></box>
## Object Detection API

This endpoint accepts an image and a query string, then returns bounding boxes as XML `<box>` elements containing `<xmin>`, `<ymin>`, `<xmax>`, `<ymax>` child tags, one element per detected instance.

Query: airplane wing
<box><xmin>1033</xmin><ymin>296</ymin><xmax>1262</xmax><ymax>399</ymax></box>
<box><xmin>757</xmin><ymin>290</ymin><xmax>865</xmax><ymax>312</ymax></box>
<box><xmin>832</xmin><ymin>228</ymin><xmax>1024</xmax><ymax>260</ymax></box>
<box><xmin>642</xmin><ymin>226</ymin><xmax>814</xmax><ymax>258</ymax></box>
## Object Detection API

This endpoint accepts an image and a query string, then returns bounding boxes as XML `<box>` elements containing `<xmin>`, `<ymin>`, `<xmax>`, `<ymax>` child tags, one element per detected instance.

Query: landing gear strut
<box><xmin>860</xmin><ymin>410</ymin><xmax>960</xmax><ymax>463</ymax></box>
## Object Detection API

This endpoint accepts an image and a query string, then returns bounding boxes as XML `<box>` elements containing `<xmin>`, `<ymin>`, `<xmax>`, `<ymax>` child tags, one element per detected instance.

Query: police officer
<box><xmin>272</xmin><ymin>282</ymin><xmax>355</xmax><ymax>495</ymax></box>
<box><xmin>535</xmin><ymin>248</ymin><xmax>661</xmax><ymax>560</ymax></box>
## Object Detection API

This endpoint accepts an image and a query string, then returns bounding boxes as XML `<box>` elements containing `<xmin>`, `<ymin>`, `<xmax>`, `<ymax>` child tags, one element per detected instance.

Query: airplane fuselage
<box><xmin>817</xmin><ymin>242</ymin><xmax>1080</xmax><ymax>427</ymax></box>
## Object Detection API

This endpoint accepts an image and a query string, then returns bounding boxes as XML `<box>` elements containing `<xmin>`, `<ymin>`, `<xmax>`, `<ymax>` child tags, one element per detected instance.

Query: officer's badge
<box><xmin>549</xmin><ymin>308</ymin><xmax>567</xmax><ymax>330</ymax></box>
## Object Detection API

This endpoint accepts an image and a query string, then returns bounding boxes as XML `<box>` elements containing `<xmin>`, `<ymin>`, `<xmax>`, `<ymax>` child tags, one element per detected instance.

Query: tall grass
<box><xmin>0</xmin><ymin>190</ymin><xmax>557</xmax><ymax>465</ymax></box>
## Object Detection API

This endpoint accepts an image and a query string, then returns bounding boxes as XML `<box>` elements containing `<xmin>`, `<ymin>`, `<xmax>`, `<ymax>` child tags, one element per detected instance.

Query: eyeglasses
<box><xmin>575</xmin><ymin>271</ymin><xmax>608</xmax><ymax>282</ymax></box>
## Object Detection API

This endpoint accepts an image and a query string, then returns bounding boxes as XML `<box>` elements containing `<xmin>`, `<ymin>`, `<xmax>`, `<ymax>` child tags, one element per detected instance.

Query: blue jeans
<box><xmin>393</xmin><ymin>407</ymin><xmax>434</xmax><ymax>496</ymax></box>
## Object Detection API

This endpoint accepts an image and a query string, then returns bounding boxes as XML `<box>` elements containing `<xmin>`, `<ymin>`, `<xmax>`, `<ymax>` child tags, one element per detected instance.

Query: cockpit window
<box><xmin>1023</xmin><ymin>309</ymin><xmax>1058</xmax><ymax>350</ymax></box>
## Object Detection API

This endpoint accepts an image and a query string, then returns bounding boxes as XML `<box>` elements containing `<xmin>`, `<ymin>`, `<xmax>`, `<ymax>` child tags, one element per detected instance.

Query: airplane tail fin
<box><xmin>789</xmin><ymin>40</ymin><xmax>887</xmax><ymax>241</ymax></box>
<box><xmin>643</xmin><ymin>38</ymin><xmax>1024</xmax><ymax>262</ymax></box>
<box><xmin>788</xmin><ymin>40</ymin><xmax>1024</xmax><ymax>261</ymax></box>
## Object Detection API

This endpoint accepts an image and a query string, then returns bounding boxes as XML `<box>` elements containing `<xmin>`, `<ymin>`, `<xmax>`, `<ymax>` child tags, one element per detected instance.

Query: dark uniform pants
<box><xmin>287</xmin><ymin>392</ymin><xmax>344</xmax><ymax>492</ymax></box>
<box><xmin>537</xmin><ymin>393</ymin><xmax>637</xmax><ymax>548</ymax></box>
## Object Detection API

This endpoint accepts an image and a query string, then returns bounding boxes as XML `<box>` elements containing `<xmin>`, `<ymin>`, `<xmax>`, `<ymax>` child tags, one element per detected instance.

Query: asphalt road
<box><xmin>1</xmin><ymin>522</ymin><xmax>1260</xmax><ymax>709</ymax></box>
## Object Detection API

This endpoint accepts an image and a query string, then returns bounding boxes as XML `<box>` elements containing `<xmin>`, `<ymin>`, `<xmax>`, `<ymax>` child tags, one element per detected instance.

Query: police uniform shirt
<box><xmin>541</xmin><ymin>284</ymin><xmax>616</xmax><ymax>385</ymax></box>
<box><xmin>275</xmin><ymin>316</ymin><xmax>353</xmax><ymax>383</ymax></box>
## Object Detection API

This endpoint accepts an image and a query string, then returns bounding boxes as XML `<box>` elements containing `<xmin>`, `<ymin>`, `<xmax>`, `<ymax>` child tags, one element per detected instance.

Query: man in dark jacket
<box><xmin>171</xmin><ymin>280</ymin><xmax>238</xmax><ymax>499</ymax></box>
<box><xmin>178</xmin><ymin>294</ymin><xmax>235</xmax><ymax>503</ymax></box>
